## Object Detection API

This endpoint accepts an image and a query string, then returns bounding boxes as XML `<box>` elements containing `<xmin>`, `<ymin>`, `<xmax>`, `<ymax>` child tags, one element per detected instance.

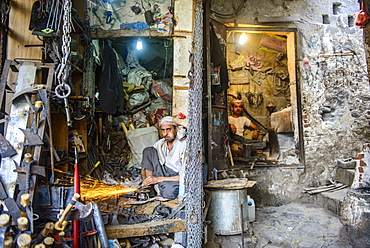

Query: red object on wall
<box><xmin>354</xmin><ymin>0</ymin><xmax>370</xmax><ymax>28</ymax></box>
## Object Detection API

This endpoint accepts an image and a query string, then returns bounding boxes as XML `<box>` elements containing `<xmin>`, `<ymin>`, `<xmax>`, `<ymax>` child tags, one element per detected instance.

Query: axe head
<box><xmin>66</xmin><ymin>202</ymin><xmax>94</xmax><ymax>222</ymax></box>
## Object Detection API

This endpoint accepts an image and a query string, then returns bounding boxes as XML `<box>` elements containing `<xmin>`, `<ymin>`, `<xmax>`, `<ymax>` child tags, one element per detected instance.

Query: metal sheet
<box><xmin>0</xmin><ymin>63</ymin><xmax>37</xmax><ymax>198</ymax></box>
<box><xmin>0</xmin><ymin>133</ymin><xmax>16</xmax><ymax>158</ymax></box>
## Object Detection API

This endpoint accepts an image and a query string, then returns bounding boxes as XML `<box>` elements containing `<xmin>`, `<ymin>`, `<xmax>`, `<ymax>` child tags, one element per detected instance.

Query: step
<box><xmin>315</xmin><ymin>188</ymin><xmax>349</xmax><ymax>216</ymax></box>
<box><xmin>336</xmin><ymin>167</ymin><xmax>355</xmax><ymax>186</ymax></box>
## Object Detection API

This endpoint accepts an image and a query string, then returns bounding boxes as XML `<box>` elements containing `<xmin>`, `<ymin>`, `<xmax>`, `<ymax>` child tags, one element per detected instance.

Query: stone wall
<box><xmin>341</xmin><ymin>189</ymin><xmax>370</xmax><ymax>247</ymax></box>
<box><xmin>236</xmin><ymin>167</ymin><xmax>305</xmax><ymax>206</ymax></box>
<box><xmin>212</xmin><ymin>0</ymin><xmax>370</xmax><ymax>204</ymax></box>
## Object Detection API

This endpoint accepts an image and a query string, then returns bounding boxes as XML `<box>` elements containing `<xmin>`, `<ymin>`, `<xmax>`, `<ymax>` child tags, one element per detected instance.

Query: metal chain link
<box><xmin>82</xmin><ymin>0</ymin><xmax>95</xmax><ymax>115</ymax></box>
<box><xmin>185</xmin><ymin>0</ymin><xmax>204</xmax><ymax>247</ymax></box>
<box><xmin>82</xmin><ymin>37</ymin><xmax>95</xmax><ymax>115</ymax></box>
<box><xmin>55</xmin><ymin>0</ymin><xmax>72</xmax><ymax>98</ymax></box>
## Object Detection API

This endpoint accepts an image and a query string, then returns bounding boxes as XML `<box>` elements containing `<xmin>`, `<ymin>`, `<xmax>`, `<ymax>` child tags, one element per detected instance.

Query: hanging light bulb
<box><xmin>136</xmin><ymin>39</ymin><xmax>143</xmax><ymax>50</ymax></box>
<box><xmin>239</xmin><ymin>33</ymin><xmax>248</xmax><ymax>45</ymax></box>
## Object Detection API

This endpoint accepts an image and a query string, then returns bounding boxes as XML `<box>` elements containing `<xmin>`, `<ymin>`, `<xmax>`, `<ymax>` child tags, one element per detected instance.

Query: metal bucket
<box><xmin>207</xmin><ymin>188</ymin><xmax>249</xmax><ymax>235</ymax></box>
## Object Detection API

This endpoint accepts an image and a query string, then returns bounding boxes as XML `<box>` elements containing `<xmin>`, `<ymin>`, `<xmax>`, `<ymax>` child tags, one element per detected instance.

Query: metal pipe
<box><xmin>92</xmin><ymin>203</ymin><xmax>109</xmax><ymax>248</ymax></box>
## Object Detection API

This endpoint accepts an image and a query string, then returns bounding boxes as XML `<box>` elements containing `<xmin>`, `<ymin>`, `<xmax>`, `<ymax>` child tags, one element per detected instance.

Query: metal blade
<box><xmin>0</xmin><ymin>134</ymin><xmax>17</xmax><ymax>158</ymax></box>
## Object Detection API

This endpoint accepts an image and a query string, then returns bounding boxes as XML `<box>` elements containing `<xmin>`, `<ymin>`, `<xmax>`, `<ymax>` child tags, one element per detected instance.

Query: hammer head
<box><xmin>66</xmin><ymin>202</ymin><xmax>94</xmax><ymax>222</ymax></box>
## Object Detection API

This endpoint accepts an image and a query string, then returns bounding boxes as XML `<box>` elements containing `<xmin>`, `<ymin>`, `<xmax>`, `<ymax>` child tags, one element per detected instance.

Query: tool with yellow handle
<box><xmin>55</xmin><ymin>193</ymin><xmax>80</xmax><ymax>231</ymax></box>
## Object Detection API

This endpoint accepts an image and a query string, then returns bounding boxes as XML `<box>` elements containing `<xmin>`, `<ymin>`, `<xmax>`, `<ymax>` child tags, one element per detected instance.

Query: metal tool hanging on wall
<box><xmin>41</xmin><ymin>0</ymin><xmax>62</xmax><ymax>35</ymax></box>
<box><xmin>163</xmin><ymin>38</ymin><xmax>172</xmax><ymax>82</ymax></box>
<box><xmin>55</xmin><ymin>0</ymin><xmax>73</xmax><ymax>127</ymax></box>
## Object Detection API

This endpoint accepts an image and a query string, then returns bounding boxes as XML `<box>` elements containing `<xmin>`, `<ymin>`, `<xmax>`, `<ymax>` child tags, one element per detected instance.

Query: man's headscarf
<box><xmin>159</xmin><ymin>116</ymin><xmax>178</xmax><ymax>127</ymax></box>
<box><xmin>231</xmin><ymin>99</ymin><xmax>244</xmax><ymax>106</ymax></box>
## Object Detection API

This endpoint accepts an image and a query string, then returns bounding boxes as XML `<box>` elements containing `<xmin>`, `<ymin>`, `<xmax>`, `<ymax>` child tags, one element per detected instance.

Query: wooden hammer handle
<box><xmin>17</xmin><ymin>233</ymin><xmax>32</xmax><ymax>248</ymax></box>
<box><xmin>58</xmin><ymin>193</ymin><xmax>80</xmax><ymax>223</ymax></box>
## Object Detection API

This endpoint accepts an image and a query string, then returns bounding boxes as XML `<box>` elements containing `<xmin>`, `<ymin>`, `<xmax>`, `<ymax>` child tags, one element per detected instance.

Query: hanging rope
<box><xmin>185</xmin><ymin>0</ymin><xmax>204</xmax><ymax>247</ymax></box>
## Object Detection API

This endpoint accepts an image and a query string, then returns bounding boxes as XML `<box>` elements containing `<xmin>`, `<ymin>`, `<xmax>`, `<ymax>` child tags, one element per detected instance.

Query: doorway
<box><xmin>225</xmin><ymin>28</ymin><xmax>302</xmax><ymax>166</ymax></box>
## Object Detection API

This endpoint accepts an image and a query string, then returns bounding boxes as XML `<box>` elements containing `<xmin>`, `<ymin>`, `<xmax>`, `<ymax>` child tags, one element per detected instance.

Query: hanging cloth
<box><xmin>98</xmin><ymin>40</ymin><xmax>125</xmax><ymax>114</ymax></box>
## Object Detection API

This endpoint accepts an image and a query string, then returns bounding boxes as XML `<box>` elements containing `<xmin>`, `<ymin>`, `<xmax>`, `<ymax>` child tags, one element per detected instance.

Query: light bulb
<box><xmin>239</xmin><ymin>33</ymin><xmax>248</xmax><ymax>45</ymax></box>
<box><xmin>136</xmin><ymin>39</ymin><xmax>143</xmax><ymax>50</ymax></box>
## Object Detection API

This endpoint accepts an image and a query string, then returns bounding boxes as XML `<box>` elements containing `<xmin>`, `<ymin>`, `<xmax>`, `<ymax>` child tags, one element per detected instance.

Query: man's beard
<box><xmin>235</xmin><ymin>110</ymin><xmax>242</xmax><ymax>115</ymax></box>
<box><xmin>165</xmin><ymin>136</ymin><xmax>176</xmax><ymax>143</ymax></box>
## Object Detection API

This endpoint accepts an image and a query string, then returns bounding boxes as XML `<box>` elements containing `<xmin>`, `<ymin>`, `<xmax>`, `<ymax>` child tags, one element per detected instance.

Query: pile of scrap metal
<box><xmin>0</xmin><ymin>59</ymin><xmax>108</xmax><ymax>247</ymax></box>
<box><xmin>99</xmin><ymin>200</ymin><xmax>185</xmax><ymax>225</ymax></box>
<box><xmin>102</xmin><ymin>157</ymin><xmax>142</xmax><ymax>189</ymax></box>
<box><xmin>118</xmin><ymin>234</ymin><xmax>178</xmax><ymax>248</ymax></box>
<box><xmin>0</xmin><ymin>183</ymin><xmax>108</xmax><ymax>247</ymax></box>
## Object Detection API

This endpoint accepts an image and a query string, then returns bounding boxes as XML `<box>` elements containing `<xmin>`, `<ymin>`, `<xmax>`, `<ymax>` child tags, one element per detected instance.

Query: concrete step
<box><xmin>336</xmin><ymin>167</ymin><xmax>355</xmax><ymax>186</ymax></box>
<box><xmin>315</xmin><ymin>187</ymin><xmax>349</xmax><ymax>216</ymax></box>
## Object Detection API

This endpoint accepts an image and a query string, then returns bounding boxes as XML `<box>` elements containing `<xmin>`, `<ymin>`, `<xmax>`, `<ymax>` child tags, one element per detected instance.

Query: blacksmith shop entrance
<box><xmin>207</xmin><ymin>23</ymin><xmax>303</xmax><ymax>171</ymax></box>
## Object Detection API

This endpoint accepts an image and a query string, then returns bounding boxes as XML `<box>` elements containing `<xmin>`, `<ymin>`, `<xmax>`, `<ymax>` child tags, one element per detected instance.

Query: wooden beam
<box><xmin>105</xmin><ymin>220</ymin><xmax>186</xmax><ymax>239</ymax></box>
<box><xmin>90</xmin><ymin>28</ymin><xmax>172</xmax><ymax>39</ymax></box>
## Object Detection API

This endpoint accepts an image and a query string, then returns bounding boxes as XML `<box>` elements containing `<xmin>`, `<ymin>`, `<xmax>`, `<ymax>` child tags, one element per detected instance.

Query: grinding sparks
<box><xmin>80</xmin><ymin>177</ymin><xmax>138</xmax><ymax>202</ymax></box>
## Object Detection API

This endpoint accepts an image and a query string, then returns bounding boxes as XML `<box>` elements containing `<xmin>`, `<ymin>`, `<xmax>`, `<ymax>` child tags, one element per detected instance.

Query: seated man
<box><xmin>228</xmin><ymin>99</ymin><xmax>266</xmax><ymax>150</ymax></box>
<box><xmin>140</xmin><ymin>116</ymin><xmax>186</xmax><ymax>200</ymax></box>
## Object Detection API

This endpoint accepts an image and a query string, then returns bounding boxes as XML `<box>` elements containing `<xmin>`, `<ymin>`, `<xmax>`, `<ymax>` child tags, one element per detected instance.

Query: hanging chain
<box><xmin>185</xmin><ymin>0</ymin><xmax>204</xmax><ymax>247</ymax></box>
<box><xmin>82</xmin><ymin>0</ymin><xmax>96</xmax><ymax>116</ymax></box>
<box><xmin>55</xmin><ymin>0</ymin><xmax>72</xmax><ymax>98</ymax></box>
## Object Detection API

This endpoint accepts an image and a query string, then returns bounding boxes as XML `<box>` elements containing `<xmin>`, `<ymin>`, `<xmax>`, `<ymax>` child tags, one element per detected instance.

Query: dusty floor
<box><xmin>204</xmin><ymin>202</ymin><xmax>363</xmax><ymax>248</ymax></box>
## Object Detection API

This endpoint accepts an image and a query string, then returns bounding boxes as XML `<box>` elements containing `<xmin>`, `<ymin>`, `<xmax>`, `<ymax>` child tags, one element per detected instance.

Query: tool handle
<box><xmin>120</xmin><ymin>122</ymin><xmax>128</xmax><ymax>133</ymax></box>
<box><xmin>57</xmin><ymin>193</ymin><xmax>80</xmax><ymax>224</ymax></box>
<box><xmin>43</xmin><ymin>237</ymin><xmax>54</xmax><ymax>246</ymax></box>
<box><xmin>34</xmin><ymin>222</ymin><xmax>55</xmax><ymax>244</ymax></box>
<box><xmin>86</xmin><ymin>161</ymin><xmax>101</xmax><ymax>176</ymax></box>
<box><xmin>17</xmin><ymin>233</ymin><xmax>32</xmax><ymax>248</ymax></box>
<box><xmin>42</xmin><ymin>222</ymin><xmax>54</xmax><ymax>236</ymax></box>
<box><xmin>0</xmin><ymin>213</ymin><xmax>10</xmax><ymax>227</ymax></box>
<box><xmin>4</xmin><ymin>236</ymin><xmax>13</xmax><ymax>248</ymax></box>
<box><xmin>24</xmin><ymin>153</ymin><xmax>33</xmax><ymax>163</ymax></box>
<box><xmin>34</xmin><ymin>244</ymin><xmax>46</xmax><ymax>248</ymax></box>
<box><xmin>17</xmin><ymin>217</ymin><xmax>29</xmax><ymax>231</ymax></box>
<box><xmin>20</xmin><ymin>193</ymin><xmax>31</xmax><ymax>207</ymax></box>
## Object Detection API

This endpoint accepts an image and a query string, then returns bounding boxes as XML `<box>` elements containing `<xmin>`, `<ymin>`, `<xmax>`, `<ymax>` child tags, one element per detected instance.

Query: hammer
<box><xmin>55</xmin><ymin>193</ymin><xmax>80</xmax><ymax>231</ymax></box>
<box><xmin>54</xmin><ymin>194</ymin><xmax>94</xmax><ymax>231</ymax></box>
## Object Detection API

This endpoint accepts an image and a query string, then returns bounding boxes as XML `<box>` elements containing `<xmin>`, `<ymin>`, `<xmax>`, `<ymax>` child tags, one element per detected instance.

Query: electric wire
<box><xmin>210</xmin><ymin>0</ymin><xmax>245</xmax><ymax>18</ymax></box>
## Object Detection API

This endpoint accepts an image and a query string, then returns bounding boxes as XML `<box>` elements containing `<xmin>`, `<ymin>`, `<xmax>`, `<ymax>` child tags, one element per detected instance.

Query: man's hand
<box><xmin>230</xmin><ymin>124</ymin><xmax>237</xmax><ymax>134</ymax></box>
<box><xmin>252</xmin><ymin>129</ymin><xmax>259</xmax><ymax>140</ymax></box>
<box><xmin>142</xmin><ymin>176</ymin><xmax>160</xmax><ymax>187</ymax></box>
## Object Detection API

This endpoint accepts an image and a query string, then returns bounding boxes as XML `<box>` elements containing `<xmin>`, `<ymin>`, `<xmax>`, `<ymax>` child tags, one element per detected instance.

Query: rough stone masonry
<box><xmin>212</xmin><ymin>0</ymin><xmax>370</xmax><ymax>204</ymax></box>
